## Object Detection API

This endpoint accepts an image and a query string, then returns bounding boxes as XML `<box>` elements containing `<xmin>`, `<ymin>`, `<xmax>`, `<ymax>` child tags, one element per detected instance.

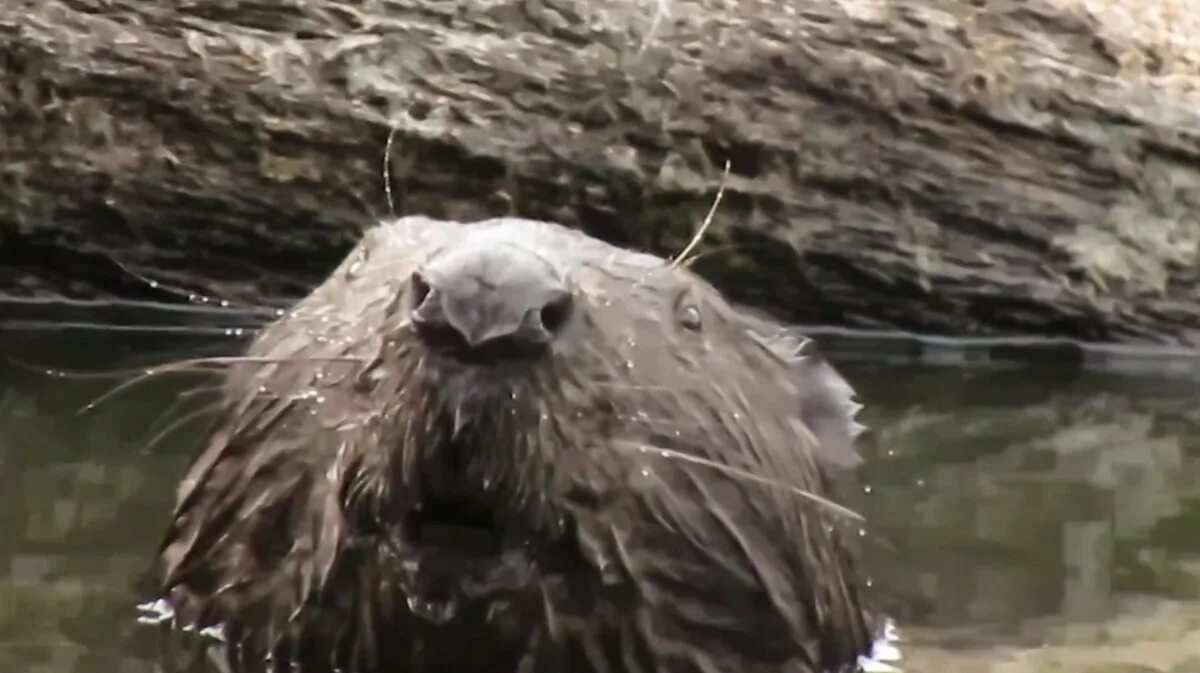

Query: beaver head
<box><xmin>155</xmin><ymin>216</ymin><xmax>878</xmax><ymax>673</ymax></box>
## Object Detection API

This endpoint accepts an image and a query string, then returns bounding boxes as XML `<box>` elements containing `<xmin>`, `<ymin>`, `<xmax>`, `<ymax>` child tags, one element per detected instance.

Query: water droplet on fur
<box><xmin>275</xmin><ymin>309</ymin><xmax>286</xmax><ymax>317</ymax></box>
<box><xmin>485</xmin><ymin>601</ymin><xmax>512</xmax><ymax>622</ymax></box>
<box><xmin>863</xmin><ymin>485</ymin><xmax>873</xmax><ymax>494</ymax></box>
<box><xmin>406</xmin><ymin>595</ymin><xmax>458</xmax><ymax>624</ymax></box>
<box><xmin>135</xmin><ymin>599</ymin><xmax>175</xmax><ymax>625</ymax></box>
<box><xmin>596</xmin><ymin>557</ymin><xmax>621</xmax><ymax>584</ymax></box>
<box><xmin>147</xmin><ymin>280</ymin><xmax>159</xmax><ymax>289</ymax></box>
<box><xmin>220</xmin><ymin>299</ymin><xmax>231</xmax><ymax>307</ymax></box>
<box><xmin>624</xmin><ymin>360</ymin><xmax>634</xmax><ymax>370</ymax></box>
<box><xmin>858</xmin><ymin>528</ymin><xmax>867</xmax><ymax>537</ymax></box>
<box><xmin>257</xmin><ymin>385</ymin><xmax>268</xmax><ymax>393</ymax></box>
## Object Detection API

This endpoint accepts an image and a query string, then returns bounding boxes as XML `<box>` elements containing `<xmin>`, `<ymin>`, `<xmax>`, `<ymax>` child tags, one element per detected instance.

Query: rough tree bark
<box><xmin>2</xmin><ymin>0</ymin><xmax>1200</xmax><ymax>345</ymax></box>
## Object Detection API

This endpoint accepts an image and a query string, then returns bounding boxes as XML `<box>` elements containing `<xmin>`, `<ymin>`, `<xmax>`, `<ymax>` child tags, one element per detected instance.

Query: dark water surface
<box><xmin>1</xmin><ymin>320</ymin><xmax>1199</xmax><ymax>673</ymax></box>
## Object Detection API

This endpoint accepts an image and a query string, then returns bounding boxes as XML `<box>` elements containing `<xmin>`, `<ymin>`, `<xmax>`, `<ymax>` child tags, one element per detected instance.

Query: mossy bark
<box><xmin>2</xmin><ymin>0</ymin><xmax>1200</xmax><ymax>345</ymax></box>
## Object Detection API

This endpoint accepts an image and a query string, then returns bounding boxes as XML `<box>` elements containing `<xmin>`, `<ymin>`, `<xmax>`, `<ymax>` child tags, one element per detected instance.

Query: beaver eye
<box><xmin>679</xmin><ymin>304</ymin><xmax>702</xmax><ymax>331</ymax></box>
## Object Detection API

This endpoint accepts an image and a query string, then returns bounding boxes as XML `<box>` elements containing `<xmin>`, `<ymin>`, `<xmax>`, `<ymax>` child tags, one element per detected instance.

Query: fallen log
<box><xmin>2</xmin><ymin>0</ymin><xmax>1200</xmax><ymax>345</ymax></box>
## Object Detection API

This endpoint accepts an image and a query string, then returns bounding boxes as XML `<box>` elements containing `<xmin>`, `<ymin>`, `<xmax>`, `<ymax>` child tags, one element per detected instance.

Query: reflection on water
<box><xmin>844</xmin><ymin>362</ymin><xmax>1200</xmax><ymax>672</ymax></box>
<box><xmin>0</xmin><ymin>327</ymin><xmax>236</xmax><ymax>673</ymax></box>
<box><xmin>0</xmin><ymin>323</ymin><xmax>1198</xmax><ymax>673</ymax></box>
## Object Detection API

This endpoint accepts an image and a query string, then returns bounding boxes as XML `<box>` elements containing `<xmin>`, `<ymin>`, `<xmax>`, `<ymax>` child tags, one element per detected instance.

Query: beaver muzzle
<box><xmin>409</xmin><ymin>243</ymin><xmax>573</xmax><ymax>365</ymax></box>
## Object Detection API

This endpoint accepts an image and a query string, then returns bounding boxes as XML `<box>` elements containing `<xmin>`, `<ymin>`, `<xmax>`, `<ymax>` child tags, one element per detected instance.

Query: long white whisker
<box><xmin>614</xmin><ymin>441</ymin><xmax>863</xmax><ymax>522</ymax></box>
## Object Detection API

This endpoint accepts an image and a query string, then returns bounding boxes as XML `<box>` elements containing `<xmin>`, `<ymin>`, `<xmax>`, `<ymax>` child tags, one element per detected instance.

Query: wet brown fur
<box><xmin>156</xmin><ymin>216</ymin><xmax>877</xmax><ymax>673</ymax></box>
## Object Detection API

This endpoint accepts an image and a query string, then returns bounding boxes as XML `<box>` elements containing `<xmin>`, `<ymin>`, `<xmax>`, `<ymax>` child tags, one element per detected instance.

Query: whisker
<box><xmin>169</xmin><ymin>355</ymin><xmax>368</xmax><ymax>366</ymax></box>
<box><xmin>140</xmin><ymin>401</ymin><xmax>224</xmax><ymax>455</ymax></box>
<box><xmin>144</xmin><ymin>383</ymin><xmax>227</xmax><ymax>439</ymax></box>
<box><xmin>7</xmin><ymin>357</ymin><xmax>190</xmax><ymax>382</ymax></box>
<box><xmin>383</xmin><ymin>122</ymin><xmax>399</xmax><ymax>220</ymax></box>
<box><xmin>671</xmin><ymin>159</ymin><xmax>731</xmax><ymax>268</ymax></box>
<box><xmin>590</xmin><ymin>382</ymin><xmax>676</xmax><ymax>393</ymax></box>
<box><xmin>14</xmin><ymin>354</ymin><xmax>367</xmax><ymax>382</ymax></box>
<box><xmin>636</xmin><ymin>0</ymin><xmax>672</xmax><ymax>55</ymax></box>
<box><xmin>10</xmin><ymin>357</ymin><xmax>208</xmax><ymax>382</ymax></box>
<box><xmin>613</xmin><ymin>441</ymin><xmax>863</xmax><ymax>522</ymax></box>
<box><xmin>105</xmin><ymin>253</ymin><xmax>272</xmax><ymax>314</ymax></box>
<box><xmin>40</xmin><ymin>355</ymin><xmax>363</xmax><ymax>415</ymax></box>
<box><xmin>679</xmin><ymin>242</ymin><xmax>768</xmax><ymax>269</ymax></box>
<box><xmin>631</xmin><ymin>158</ymin><xmax>733</xmax><ymax>290</ymax></box>
<box><xmin>76</xmin><ymin>371</ymin><xmax>210</xmax><ymax>417</ymax></box>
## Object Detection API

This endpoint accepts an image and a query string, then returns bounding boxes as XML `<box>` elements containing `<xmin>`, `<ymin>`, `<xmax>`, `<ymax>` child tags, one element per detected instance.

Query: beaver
<box><xmin>152</xmin><ymin>215</ymin><xmax>882</xmax><ymax>673</ymax></box>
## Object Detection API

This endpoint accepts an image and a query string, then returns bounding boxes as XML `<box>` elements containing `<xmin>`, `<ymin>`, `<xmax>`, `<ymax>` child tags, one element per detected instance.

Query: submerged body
<box><xmin>155</xmin><ymin>216</ymin><xmax>881</xmax><ymax>673</ymax></box>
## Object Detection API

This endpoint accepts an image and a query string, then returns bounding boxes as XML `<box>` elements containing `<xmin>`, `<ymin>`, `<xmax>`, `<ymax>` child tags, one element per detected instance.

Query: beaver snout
<box><xmin>409</xmin><ymin>243</ymin><xmax>573</xmax><ymax>364</ymax></box>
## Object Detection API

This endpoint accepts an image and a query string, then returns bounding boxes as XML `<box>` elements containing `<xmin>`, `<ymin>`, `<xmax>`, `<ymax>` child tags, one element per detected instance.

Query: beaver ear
<box><xmin>770</xmin><ymin>331</ymin><xmax>867</xmax><ymax>470</ymax></box>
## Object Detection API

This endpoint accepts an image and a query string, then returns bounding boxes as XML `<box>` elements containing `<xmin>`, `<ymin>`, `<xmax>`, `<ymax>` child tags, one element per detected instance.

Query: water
<box><xmin>1</xmin><ymin>320</ymin><xmax>1198</xmax><ymax>673</ymax></box>
<box><xmin>847</xmin><ymin>362</ymin><xmax>1200</xmax><ymax>672</ymax></box>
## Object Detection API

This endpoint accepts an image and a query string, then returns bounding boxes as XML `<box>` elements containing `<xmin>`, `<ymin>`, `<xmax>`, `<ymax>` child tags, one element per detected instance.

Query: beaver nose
<box><xmin>409</xmin><ymin>245</ymin><xmax>573</xmax><ymax>362</ymax></box>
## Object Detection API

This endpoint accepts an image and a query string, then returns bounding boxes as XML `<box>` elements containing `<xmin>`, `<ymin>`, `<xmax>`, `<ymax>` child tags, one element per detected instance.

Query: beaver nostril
<box><xmin>410</xmin><ymin>272</ymin><xmax>432</xmax><ymax>309</ymax></box>
<box><xmin>538</xmin><ymin>294</ymin><xmax>573</xmax><ymax>336</ymax></box>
